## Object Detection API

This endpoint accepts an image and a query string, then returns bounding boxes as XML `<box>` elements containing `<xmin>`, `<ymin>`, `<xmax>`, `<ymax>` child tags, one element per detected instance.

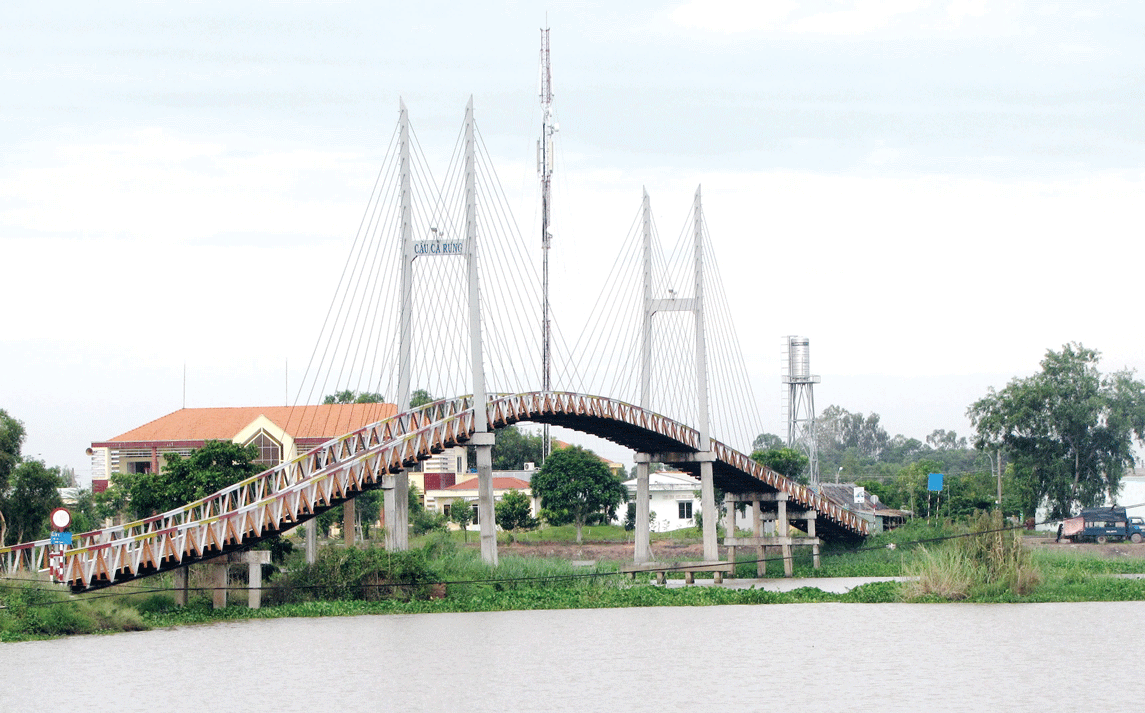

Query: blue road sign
<box><xmin>928</xmin><ymin>473</ymin><xmax>944</xmax><ymax>492</ymax></box>
<box><xmin>50</xmin><ymin>531</ymin><xmax>73</xmax><ymax>546</ymax></box>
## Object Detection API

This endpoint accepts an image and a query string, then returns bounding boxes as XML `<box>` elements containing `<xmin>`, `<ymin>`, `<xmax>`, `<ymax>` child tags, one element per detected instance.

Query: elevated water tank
<box><xmin>788</xmin><ymin>336</ymin><xmax>811</xmax><ymax>380</ymax></box>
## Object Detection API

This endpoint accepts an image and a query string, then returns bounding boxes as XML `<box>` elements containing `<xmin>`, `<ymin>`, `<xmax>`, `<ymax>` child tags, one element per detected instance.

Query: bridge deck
<box><xmin>0</xmin><ymin>392</ymin><xmax>867</xmax><ymax>591</ymax></box>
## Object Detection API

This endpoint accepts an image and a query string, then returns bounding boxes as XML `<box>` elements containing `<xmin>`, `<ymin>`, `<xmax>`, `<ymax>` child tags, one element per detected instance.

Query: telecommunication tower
<box><xmin>538</xmin><ymin>25</ymin><xmax>557</xmax><ymax>459</ymax></box>
<box><xmin>782</xmin><ymin>336</ymin><xmax>821</xmax><ymax>488</ymax></box>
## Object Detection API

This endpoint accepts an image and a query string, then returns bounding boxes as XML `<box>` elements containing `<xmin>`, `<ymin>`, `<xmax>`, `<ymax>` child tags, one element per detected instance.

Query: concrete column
<box><xmin>635</xmin><ymin>460</ymin><xmax>650</xmax><ymax>563</ymax></box>
<box><xmin>344</xmin><ymin>498</ymin><xmax>356</xmax><ymax>547</ymax></box>
<box><xmin>248</xmin><ymin>560</ymin><xmax>262</xmax><ymax>609</ymax></box>
<box><xmin>305</xmin><ymin>519</ymin><xmax>316</xmax><ymax>564</ymax></box>
<box><xmin>211</xmin><ymin>561</ymin><xmax>228</xmax><ymax>610</ymax></box>
<box><xmin>473</xmin><ymin>432</ymin><xmax>497</xmax><ymax>566</ymax></box>
<box><xmin>394</xmin><ymin>471</ymin><xmax>409</xmax><ymax>550</ymax></box>
<box><xmin>778</xmin><ymin>495</ymin><xmax>792</xmax><ymax>578</ymax></box>
<box><xmin>172</xmin><ymin>565</ymin><xmax>188</xmax><ymax>607</ymax></box>
<box><xmin>384</xmin><ymin>485</ymin><xmax>397</xmax><ymax>551</ymax></box>
<box><xmin>752</xmin><ymin>500</ymin><xmax>765</xmax><ymax>577</ymax></box>
<box><xmin>808</xmin><ymin>513</ymin><xmax>820</xmax><ymax>570</ymax></box>
<box><xmin>700</xmin><ymin>461</ymin><xmax>718</xmax><ymax>561</ymax></box>
<box><xmin>723</xmin><ymin>496</ymin><xmax>736</xmax><ymax>581</ymax></box>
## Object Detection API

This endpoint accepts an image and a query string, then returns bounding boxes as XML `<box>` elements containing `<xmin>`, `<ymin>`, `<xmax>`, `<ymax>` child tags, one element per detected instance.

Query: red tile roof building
<box><xmin>89</xmin><ymin>403</ymin><xmax>396</xmax><ymax>485</ymax></box>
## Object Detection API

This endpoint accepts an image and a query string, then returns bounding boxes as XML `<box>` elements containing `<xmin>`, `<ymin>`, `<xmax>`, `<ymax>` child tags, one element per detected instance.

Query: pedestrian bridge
<box><xmin>0</xmin><ymin>392</ymin><xmax>867</xmax><ymax>592</ymax></box>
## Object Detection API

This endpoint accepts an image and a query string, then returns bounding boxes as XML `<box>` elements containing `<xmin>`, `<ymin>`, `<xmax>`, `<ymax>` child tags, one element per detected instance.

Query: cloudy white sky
<box><xmin>1</xmin><ymin>1</ymin><xmax>1142</xmax><ymax>481</ymax></box>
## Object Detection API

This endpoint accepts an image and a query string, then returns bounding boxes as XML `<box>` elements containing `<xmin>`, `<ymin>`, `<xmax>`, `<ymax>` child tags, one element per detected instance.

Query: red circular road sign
<box><xmin>49</xmin><ymin>507</ymin><xmax>72</xmax><ymax>531</ymax></box>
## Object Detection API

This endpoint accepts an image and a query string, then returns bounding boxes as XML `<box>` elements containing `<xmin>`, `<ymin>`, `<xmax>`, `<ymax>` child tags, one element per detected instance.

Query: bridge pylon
<box><xmin>635</xmin><ymin>186</ymin><xmax>719</xmax><ymax>563</ymax></box>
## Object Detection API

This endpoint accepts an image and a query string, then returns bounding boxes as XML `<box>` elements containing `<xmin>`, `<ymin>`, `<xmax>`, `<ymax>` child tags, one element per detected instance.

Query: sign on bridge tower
<box><xmin>385</xmin><ymin>98</ymin><xmax>498</xmax><ymax>564</ymax></box>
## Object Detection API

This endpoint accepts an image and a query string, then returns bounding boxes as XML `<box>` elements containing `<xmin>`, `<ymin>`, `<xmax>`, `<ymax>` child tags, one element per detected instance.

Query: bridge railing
<box><xmin>2</xmin><ymin>391</ymin><xmax>865</xmax><ymax>585</ymax></box>
<box><xmin>0</xmin><ymin>396</ymin><xmax>477</xmax><ymax>579</ymax></box>
<box><xmin>56</xmin><ymin>398</ymin><xmax>484</xmax><ymax>589</ymax></box>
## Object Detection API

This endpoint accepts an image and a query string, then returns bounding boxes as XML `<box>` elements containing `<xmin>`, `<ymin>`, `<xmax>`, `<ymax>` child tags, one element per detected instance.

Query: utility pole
<box><xmin>538</xmin><ymin>24</ymin><xmax>556</xmax><ymax>462</ymax></box>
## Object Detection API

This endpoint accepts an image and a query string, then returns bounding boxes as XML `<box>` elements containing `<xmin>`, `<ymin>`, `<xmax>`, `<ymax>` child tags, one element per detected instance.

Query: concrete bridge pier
<box><xmin>305</xmin><ymin>519</ymin><xmax>316</xmax><ymax>564</ymax></box>
<box><xmin>208</xmin><ymin>551</ymin><xmax>272</xmax><ymax>610</ymax></box>
<box><xmin>173</xmin><ymin>565</ymin><xmax>188</xmax><ymax>606</ymax></box>
<box><xmin>344</xmin><ymin>499</ymin><xmax>356</xmax><ymax>547</ymax></box>
<box><xmin>634</xmin><ymin>459</ymin><xmax>651</xmax><ymax>563</ymax></box>
<box><xmin>723</xmin><ymin>496</ymin><xmax>737</xmax><ymax>580</ymax></box>
<box><xmin>472</xmin><ymin>432</ymin><xmax>497</xmax><ymax>566</ymax></box>
<box><xmin>699</xmin><ymin>460</ymin><xmax>718</xmax><ymax>561</ymax></box>
<box><xmin>724</xmin><ymin>492</ymin><xmax>821</xmax><ymax>578</ymax></box>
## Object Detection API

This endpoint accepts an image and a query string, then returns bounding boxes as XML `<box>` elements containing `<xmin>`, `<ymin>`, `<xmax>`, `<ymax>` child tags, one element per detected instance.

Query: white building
<box><xmin>618</xmin><ymin>470</ymin><xmax>703</xmax><ymax>533</ymax></box>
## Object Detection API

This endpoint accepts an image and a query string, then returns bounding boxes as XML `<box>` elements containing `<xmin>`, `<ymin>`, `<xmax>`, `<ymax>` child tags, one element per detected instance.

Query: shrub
<box><xmin>266</xmin><ymin>545</ymin><xmax>438</xmax><ymax>604</ymax></box>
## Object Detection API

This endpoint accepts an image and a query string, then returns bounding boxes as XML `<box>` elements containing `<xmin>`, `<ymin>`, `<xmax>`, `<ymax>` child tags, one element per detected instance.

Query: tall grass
<box><xmin>0</xmin><ymin>578</ymin><xmax>147</xmax><ymax>641</ymax></box>
<box><xmin>901</xmin><ymin>511</ymin><xmax>1040</xmax><ymax>600</ymax></box>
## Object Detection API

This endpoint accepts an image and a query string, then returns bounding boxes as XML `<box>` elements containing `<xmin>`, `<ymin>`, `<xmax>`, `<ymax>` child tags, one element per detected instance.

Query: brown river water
<box><xmin>2</xmin><ymin>602</ymin><xmax>1142</xmax><ymax>712</ymax></box>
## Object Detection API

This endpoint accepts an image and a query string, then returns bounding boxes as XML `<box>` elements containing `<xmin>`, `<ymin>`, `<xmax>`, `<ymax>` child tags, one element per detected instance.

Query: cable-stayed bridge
<box><xmin>1</xmin><ymin>99</ymin><xmax>868</xmax><ymax>591</ymax></box>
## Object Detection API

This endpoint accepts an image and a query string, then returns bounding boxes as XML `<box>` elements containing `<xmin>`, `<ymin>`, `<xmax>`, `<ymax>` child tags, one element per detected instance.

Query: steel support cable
<box><xmin>406</xmin><ymin>115</ymin><xmax>467</xmax><ymax>400</ymax></box>
<box><xmin>316</xmin><ymin>158</ymin><xmax>403</xmax><ymax>437</ymax></box>
<box><xmin>315</xmin><ymin>144</ymin><xmax>399</xmax><ymax>398</ymax></box>
<box><xmin>359</xmin><ymin>136</ymin><xmax>442</xmax><ymax>401</ymax></box>
<box><xmin>472</xmin><ymin>137</ymin><xmax>544</xmax><ymax>391</ymax></box>
<box><xmin>478</xmin><ymin>180</ymin><xmax>542</xmax><ymax>392</ymax></box>
<box><xmin>335</xmin><ymin>159</ymin><xmax>402</xmax><ymax>407</ymax></box>
<box><xmin>291</xmin><ymin>122</ymin><xmax>400</xmax><ymax>414</ymax></box>
<box><xmin>569</xmin><ymin>202</ymin><xmax>644</xmax><ymax>398</ymax></box>
<box><xmin>706</xmin><ymin>256</ymin><xmax>760</xmax><ymax>452</ymax></box>
<box><xmin>473</xmin><ymin>164</ymin><xmax>533</xmax><ymax>391</ymax></box>
<box><xmin>584</xmin><ymin>231</ymin><xmax>639</xmax><ymax>400</ymax></box>
<box><xmin>562</xmin><ymin>199</ymin><xmax>641</xmax><ymax>376</ymax></box>
<box><xmin>480</xmin><ymin>149</ymin><xmax>545</xmax><ymax>387</ymax></box>
<box><xmin>306</xmin><ymin>136</ymin><xmax>402</xmax><ymax>439</ymax></box>
<box><xmin>702</xmin><ymin>260</ymin><xmax>746</xmax><ymax>446</ymax></box>
<box><xmin>703</xmin><ymin>228</ymin><xmax>763</xmax><ymax>452</ymax></box>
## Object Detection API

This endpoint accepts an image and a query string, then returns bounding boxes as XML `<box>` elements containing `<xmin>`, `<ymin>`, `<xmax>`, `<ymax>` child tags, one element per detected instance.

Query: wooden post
<box><xmin>172</xmin><ymin>565</ymin><xmax>188</xmax><ymax>607</ymax></box>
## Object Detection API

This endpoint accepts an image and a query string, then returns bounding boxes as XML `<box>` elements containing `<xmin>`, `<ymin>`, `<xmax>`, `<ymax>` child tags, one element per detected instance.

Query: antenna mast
<box><xmin>538</xmin><ymin>25</ymin><xmax>556</xmax><ymax>459</ymax></box>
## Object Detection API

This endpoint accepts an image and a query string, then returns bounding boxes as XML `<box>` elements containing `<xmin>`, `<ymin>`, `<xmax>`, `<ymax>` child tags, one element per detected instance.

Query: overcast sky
<box><xmin>2</xmin><ymin>1</ymin><xmax>1142</xmax><ymax>482</ymax></box>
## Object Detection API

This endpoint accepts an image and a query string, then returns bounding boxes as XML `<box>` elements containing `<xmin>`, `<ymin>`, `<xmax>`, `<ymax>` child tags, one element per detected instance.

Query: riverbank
<box><xmin>6</xmin><ymin>523</ymin><xmax>1145</xmax><ymax>642</ymax></box>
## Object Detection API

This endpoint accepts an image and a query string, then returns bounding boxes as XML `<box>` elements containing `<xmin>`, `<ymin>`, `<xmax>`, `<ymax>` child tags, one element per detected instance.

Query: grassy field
<box><xmin>5</xmin><ymin>519</ymin><xmax>1145</xmax><ymax>642</ymax></box>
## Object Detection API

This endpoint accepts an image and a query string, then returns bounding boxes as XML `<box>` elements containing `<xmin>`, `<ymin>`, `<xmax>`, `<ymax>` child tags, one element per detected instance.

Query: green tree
<box><xmin>529</xmin><ymin>445</ymin><xmax>626</xmax><ymax>544</ymax></box>
<box><xmin>467</xmin><ymin>425</ymin><xmax>546</xmax><ymax>471</ymax></box>
<box><xmin>2</xmin><ymin>459</ymin><xmax>65</xmax><ymax>545</ymax></box>
<box><xmin>968</xmin><ymin>343</ymin><xmax>1145</xmax><ymax>519</ymax></box>
<box><xmin>323</xmin><ymin>390</ymin><xmax>385</xmax><ymax>404</ymax></box>
<box><xmin>450</xmin><ymin>497</ymin><xmax>474</xmax><ymax>541</ymax></box>
<box><xmin>409</xmin><ymin>389</ymin><xmax>435</xmax><ymax>408</ymax></box>
<box><xmin>750</xmin><ymin>447</ymin><xmax>809</xmax><ymax>481</ymax></box>
<box><xmin>110</xmin><ymin>440</ymin><xmax>262</xmax><ymax>520</ymax></box>
<box><xmin>752</xmin><ymin>432</ymin><xmax>784</xmax><ymax>452</ymax></box>
<box><xmin>0</xmin><ymin>408</ymin><xmax>27</xmax><ymax>542</ymax></box>
<box><xmin>495</xmin><ymin>489</ymin><xmax>536</xmax><ymax>538</ymax></box>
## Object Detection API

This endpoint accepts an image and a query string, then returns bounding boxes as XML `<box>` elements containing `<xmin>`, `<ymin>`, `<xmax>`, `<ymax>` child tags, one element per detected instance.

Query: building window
<box><xmin>678</xmin><ymin>501</ymin><xmax>693</xmax><ymax>519</ymax></box>
<box><xmin>246</xmin><ymin>431</ymin><xmax>282</xmax><ymax>467</ymax></box>
<box><xmin>471</xmin><ymin>504</ymin><xmax>480</xmax><ymax>524</ymax></box>
<box><xmin>131</xmin><ymin>461</ymin><xmax>151</xmax><ymax>474</ymax></box>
